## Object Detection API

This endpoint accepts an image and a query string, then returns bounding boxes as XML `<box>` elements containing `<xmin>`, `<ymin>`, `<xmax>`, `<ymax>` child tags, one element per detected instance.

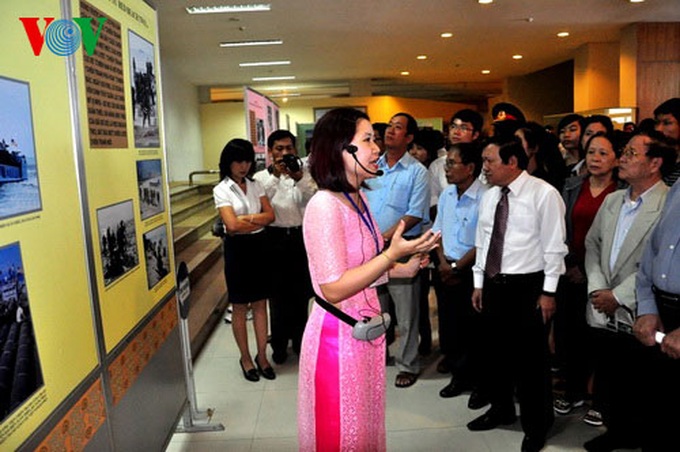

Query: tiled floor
<box><xmin>166</xmin><ymin>304</ymin><xmax>626</xmax><ymax>452</ymax></box>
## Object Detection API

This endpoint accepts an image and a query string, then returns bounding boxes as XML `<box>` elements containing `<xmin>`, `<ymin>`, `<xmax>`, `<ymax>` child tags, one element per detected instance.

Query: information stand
<box><xmin>174</xmin><ymin>262</ymin><xmax>225</xmax><ymax>433</ymax></box>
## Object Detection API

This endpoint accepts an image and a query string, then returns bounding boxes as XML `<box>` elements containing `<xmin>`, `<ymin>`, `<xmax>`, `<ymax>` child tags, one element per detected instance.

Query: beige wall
<box><xmin>574</xmin><ymin>42</ymin><xmax>620</xmax><ymax>112</ymax></box>
<box><xmin>200</xmin><ymin>96</ymin><xmax>475</xmax><ymax>169</ymax></box>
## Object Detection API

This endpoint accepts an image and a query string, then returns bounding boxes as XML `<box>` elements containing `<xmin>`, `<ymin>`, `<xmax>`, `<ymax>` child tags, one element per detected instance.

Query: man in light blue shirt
<box><xmin>431</xmin><ymin>142</ymin><xmax>487</xmax><ymax>403</ymax></box>
<box><xmin>364</xmin><ymin>112</ymin><xmax>430</xmax><ymax>388</ymax></box>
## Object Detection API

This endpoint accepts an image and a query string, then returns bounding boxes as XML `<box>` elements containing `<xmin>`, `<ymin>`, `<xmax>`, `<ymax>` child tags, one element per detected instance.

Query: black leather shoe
<box><xmin>467</xmin><ymin>389</ymin><xmax>490</xmax><ymax>410</ymax></box>
<box><xmin>467</xmin><ymin>409</ymin><xmax>517</xmax><ymax>431</ymax></box>
<box><xmin>583</xmin><ymin>433</ymin><xmax>640</xmax><ymax>452</ymax></box>
<box><xmin>521</xmin><ymin>435</ymin><xmax>546</xmax><ymax>452</ymax></box>
<box><xmin>239</xmin><ymin>359</ymin><xmax>259</xmax><ymax>382</ymax></box>
<box><xmin>255</xmin><ymin>355</ymin><xmax>276</xmax><ymax>380</ymax></box>
<box><xmin>439</xmin><ymin>380</ymin><xmax>470</xmax><ymax>398</ymax></box>
<box><xmin>272</xmin><ymin>350</ymin><xmax>288</xmax><ymax>365</ymax></box>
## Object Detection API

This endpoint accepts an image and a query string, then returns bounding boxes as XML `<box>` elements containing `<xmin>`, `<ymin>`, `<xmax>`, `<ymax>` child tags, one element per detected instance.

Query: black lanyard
<box><xmin>342</xmin><ymin>192</ymin><xmax>380</xmax><ymax>255</ymax></box>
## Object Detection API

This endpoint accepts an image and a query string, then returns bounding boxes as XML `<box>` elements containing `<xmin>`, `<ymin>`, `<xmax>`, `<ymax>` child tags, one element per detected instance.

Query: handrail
<box><xmin>189</xmin><ymin>169</ymin><xmax>220</xmax><ymax>185</ymax></box>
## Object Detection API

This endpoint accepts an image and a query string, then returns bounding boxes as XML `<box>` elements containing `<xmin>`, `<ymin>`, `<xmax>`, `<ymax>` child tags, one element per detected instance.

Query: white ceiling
<box><xmin>154</xmin><ymin>0</ymin><xmax>680</xmax><ymax>103</ymax></box>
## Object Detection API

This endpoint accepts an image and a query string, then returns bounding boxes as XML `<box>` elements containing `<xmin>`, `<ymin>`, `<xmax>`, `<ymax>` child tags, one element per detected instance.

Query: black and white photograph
<box><xmin>0</xmin><ymin>76</ymin><xmax>42</xmax><ymax>221</ymax></box>
<box><xmin>0</xmin><ymin>242</ymin><xmax>44</xmax><ymax>423</ymax></box>
<box><xmin>143</xmin><ymin>224</ymin><xmax>169</xmax><ymax>290</ymax></box>
<box><xmin>129</xmin><ymin>31</ymin><xmax>159</xmax><ymax>148</ymax></box>
<box><xmin>96</xmin><ymin>200</ymin><xmax>139</xmax><ymax>287</ymax></box>
<box><xmin>136</xmin><ymin>159</ymin><xmax>164</xmax><ymax>220</ymax></box>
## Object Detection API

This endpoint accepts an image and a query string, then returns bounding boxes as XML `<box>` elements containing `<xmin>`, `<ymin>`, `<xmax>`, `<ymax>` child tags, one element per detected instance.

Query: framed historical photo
<box><xmin>96</xmin><ymin>200</ymin><xmax>140</xmax><ymax>287</ymax></box>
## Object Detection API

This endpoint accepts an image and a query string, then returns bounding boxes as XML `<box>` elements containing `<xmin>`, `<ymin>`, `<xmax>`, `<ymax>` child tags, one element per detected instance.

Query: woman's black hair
<box><xmin>219</xmin><ymin>138</ymin><xmax>256</xmax><ymax>180</ymax></box>
<box><xmin>309</xmin><ymin>107</ymin><xmax>370</xmax><ymax>192</ymax></box>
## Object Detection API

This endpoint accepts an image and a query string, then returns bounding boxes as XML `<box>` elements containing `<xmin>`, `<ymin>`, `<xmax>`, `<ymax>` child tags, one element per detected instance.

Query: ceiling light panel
<box><xmin>186</xmin><ymin>4</ymin><xmax>271</xmax><ymax>14</ymax></box>
<box><xmin>252</xmin><ymin>76</ymin><xmax>296</xmax><ymax>81</ymax></box>
<box><xmin>239</xmin><ymin>60</ymin><xmax>291</xmax><ymax>67</ymax></box>
<box><xmin>220</xmin><ymin>39</ymin><xmax>283</xmax><ymax>47</ymax></box>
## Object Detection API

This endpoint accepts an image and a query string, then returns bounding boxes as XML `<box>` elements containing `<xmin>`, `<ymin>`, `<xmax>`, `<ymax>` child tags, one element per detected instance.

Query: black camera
<box><xmin>281</xmin><ymin>153</ymin><xmax>302</xmax><ymax>173</ymax></box>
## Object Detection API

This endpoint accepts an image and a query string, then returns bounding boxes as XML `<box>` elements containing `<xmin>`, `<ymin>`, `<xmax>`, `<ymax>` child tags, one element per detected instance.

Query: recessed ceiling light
<box><xmin>478</xmin><ymin>0</ymin><xmax>493</xmax><ymax>4</ymax></box>
<box><xmin>220</xmin><ymin>39</ymin><xmax>282</xmax><ymax>47</ymax></box>
<box><xmin>186</xmin><ymin>4</ymin><xmax>271</xmax><ymax>14</ymax></box>
<box><xmin>629</xmin><ymin>0</ymin><xmax>645</xmax><ymax>3</ymax></box>
<box><xmin>512</xmin><ymin>54</ymin><xmax>523</xmax><ymax>60</ymax></box>
<box><xmin>400</xmin><ymin>71</ymin><xmax>410</xmax><ymax>76</ymax></box>
<box><xmin>441</xmin><ymin>32</ymin><xmax>453</xmax><ymax>38</ymax></box>
<box><xmin>239</xmin><ymin>60</ymin><xmax>291</xmax><ymax>67</ymax></box>
<box><xmin>557</xmin><ymin>31</ymin><xmax>570</xmax><ymax>38</ymax></box>
<box><xmin>416</xmin><ymin>55</ymin><xmax>427</xmax><ymax>60</ymax></box>
<box><xmin>252</xmin><ymin>75</ymin><xmax>296</xmax><ymax>81</ymax></box>
<box><xmin>481</xmin><ymin>70</ymin><xmax>491</xmax><ymax>75</ymax></box>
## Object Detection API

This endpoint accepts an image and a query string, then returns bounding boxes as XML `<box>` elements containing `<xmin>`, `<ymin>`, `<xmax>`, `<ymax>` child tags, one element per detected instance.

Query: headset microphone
<box><xmin>346</xmin><ymin>144</ymin><xmax>383</xmax><ymax>176</ymax></box>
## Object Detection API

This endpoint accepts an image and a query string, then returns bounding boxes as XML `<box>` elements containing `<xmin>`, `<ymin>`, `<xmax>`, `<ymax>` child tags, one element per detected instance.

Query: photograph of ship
<box><xmin>0</xmin><ymin>76</ymin><xmax>42</xmax><ymax>221</ymax></box>
<box><xmin>97</xmin><ymin>200</ymin><xmax>139</xmax><ymax>287</ymax></box>
<box><xmin>142</xmin><ymin>224</ymin><xmax>169</xmax><ymax>290</ymax></box>
<box><xmin>129</xmin><ymin>31</ymin><xmax>159</xmax><ymax>149</ymax></box>
<box><xmin>136</xmin><ymin>159</ymin><xmax>164</xmax><ymax>220</ymax></box>
<box><xmin>0</xmin><ymin>242</ymin><xmax>44</xmax><ymax>423</ymax></box>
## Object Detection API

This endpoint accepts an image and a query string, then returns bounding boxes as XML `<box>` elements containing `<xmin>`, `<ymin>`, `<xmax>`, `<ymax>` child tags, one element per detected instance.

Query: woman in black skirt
<box><xmin>213</xmin><ymin>139</ymin><xmax>276</xmax><ymax>382</ymax></box>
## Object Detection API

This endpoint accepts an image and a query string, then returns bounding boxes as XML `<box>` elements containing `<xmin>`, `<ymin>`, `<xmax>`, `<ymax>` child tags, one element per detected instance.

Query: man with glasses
<box><xmin>429</xmin><ymin>109</ymin><xmax>484</xmax><ymax>212</ymax></box>
<box><xmin>582</xmin><ymin>131</ymin><xmax>675</xmax><ymax>452</ymax></box>
<box><xmin>433</xmin><ymin>143</ymin><xmax>488</xmax><ymax>408</ymax></box>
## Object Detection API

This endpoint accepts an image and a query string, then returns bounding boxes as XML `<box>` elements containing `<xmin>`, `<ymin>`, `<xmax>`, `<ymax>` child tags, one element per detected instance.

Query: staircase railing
<box><xmin>188</xmin><ymin>169</ymin><xmax>219</xmax><ymax>185</ymax></box>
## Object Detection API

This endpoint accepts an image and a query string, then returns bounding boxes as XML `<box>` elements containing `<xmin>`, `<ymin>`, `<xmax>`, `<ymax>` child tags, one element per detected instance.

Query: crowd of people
<box><xmin>212</xmin><ymin>96</ymin><xmax>680</xmax><ymax>452</ymax></box>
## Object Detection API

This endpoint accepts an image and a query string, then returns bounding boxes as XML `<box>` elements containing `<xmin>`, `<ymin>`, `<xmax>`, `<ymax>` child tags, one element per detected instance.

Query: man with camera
<box><xmin>254</xmin><ymin>130</ymin><xmax>316</xmax><ymax>364</ymax></box>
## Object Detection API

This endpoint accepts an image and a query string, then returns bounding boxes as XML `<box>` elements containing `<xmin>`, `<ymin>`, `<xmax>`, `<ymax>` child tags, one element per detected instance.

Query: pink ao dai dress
<box><xmin>298</xmin><ymin>190</ymin><xmax>388</xmax><ymax>452</ymax></box>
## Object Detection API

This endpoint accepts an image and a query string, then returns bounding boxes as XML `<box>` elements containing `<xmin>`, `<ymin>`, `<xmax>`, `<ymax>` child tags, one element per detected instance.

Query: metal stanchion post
<box><xmin>175</xmin><ymin>262</ymin><xmax>225</xmax><ymax>433</ymax></box>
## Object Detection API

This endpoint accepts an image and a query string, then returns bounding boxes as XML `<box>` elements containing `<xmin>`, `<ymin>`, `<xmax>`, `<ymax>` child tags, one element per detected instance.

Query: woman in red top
<box><xmin>554</xmin><ymin>131</ymin><xmax>624</xmax><ymax>425</ymax></box>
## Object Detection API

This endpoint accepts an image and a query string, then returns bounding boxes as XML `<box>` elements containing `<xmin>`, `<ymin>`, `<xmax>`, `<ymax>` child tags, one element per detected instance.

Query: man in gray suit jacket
<box><xmin>582</xmin><ymin>132</ymin><xmax>676</xmax><ymax>452</ymax></box>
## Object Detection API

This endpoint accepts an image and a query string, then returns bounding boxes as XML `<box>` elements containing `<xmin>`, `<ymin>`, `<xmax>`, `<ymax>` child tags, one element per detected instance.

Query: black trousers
<box><xmin>554</xmin><ymin>276</ymin><xmax>592</xmax><ymax>400</ymax></box>
<box><xmin>478</xmin><ymin>272</ymin><xmax>554</xmax><ymax>438</ymax></box>
<box><xmin>432</xmin><ymin>269</ymin><xmax>480</xmax><ymax>382</ymax></box>
<box><xmin>267</xmin><ymin>226</ymin><xmax>313</xmax><ymax>355</ymax></box>
<box><xmin>590</xmin><ymin>328</ymin><xmax>644</xmax><ymax>443</ymax></box>
<box><xmin>639</xmin><ymin>292</ymin><xmax>680</xmax><ymax>452</ymax></box>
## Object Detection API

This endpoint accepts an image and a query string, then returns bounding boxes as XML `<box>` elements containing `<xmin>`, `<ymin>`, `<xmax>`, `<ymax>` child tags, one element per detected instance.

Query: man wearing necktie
<box><xmin>468</xmin><ymin>137</ymin><xmax>568</xmax><ymax>452</ymax></box>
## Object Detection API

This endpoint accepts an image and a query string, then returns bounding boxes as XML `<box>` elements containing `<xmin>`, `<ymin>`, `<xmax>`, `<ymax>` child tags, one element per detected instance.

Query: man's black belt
<box><xmin>268</xmin><ymin>225</ymin><xmax>302</xmax><ymax>235</ymax></box>
<box><xmin>485</xmin><ymin>271</ymin><xmax>543</xmax><ymax>284</ymax></box>
<box><xmin>652</xmin><ymin>285</ymin><xmax>680</xmax><ymax>303</ymax></box>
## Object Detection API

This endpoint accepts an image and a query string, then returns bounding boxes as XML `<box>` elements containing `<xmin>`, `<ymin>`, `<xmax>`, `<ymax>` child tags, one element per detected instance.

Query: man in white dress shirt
<box><xmin>467</xmin><ymin>137</ymin><xmax>568</xmax><ymax>452</ymax></box>
<box><xmin>254</xmin><ymin>130</ymin><xmax>316</xmax><ymax>363</ymax></box>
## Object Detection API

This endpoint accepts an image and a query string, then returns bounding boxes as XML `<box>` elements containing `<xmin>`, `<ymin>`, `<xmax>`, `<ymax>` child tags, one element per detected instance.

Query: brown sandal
<box><xmin>395</xmin><ymin>371</ymin><xmax>418</xmax><ymax>388</ymax></box>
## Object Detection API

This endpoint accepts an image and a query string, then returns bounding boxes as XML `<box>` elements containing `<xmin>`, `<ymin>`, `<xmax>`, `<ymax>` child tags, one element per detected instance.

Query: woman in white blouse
<box><xmin>213</xmin><ymin>139</ymin><xmax>276</xmax><ymax>382</ymax></box>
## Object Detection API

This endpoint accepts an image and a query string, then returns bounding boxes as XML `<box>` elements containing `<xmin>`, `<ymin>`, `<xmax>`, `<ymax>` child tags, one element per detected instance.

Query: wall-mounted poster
<box><xmin>129</xmin><ymin>31</ymin><xmax>159</xmax><ymax>149</ymax></box>
<box><xmin>0</xmin><ymin>77</ymin><xmax>41</xmax><ymax>220</ymax></box>
<box><xmin>244</xmin><ymin>87</ymin><xmax>279</xmax><ymax>171</ymax></box>
<box><xmin>142</xmin><ymin>225</ymin><xmax>169</xmax><ymax>290</ymax></box>
<box><xmin>136</xmin><ymin>159</ymin><xmax>164</xmax><ymax>220</ymax></box>
<box><xmin>96</xmin><ymin>200</ymin><xmax>139</xmax><ymax>287</ymax></box>
<box><xmin>0</xmin><ymin>242</ymin><xmax>44</xmax><ymax>423</ymax></box>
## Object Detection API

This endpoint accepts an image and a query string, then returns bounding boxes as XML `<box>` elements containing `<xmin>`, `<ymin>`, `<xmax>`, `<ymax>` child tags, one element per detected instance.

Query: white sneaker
<box><xmin>224</xmin><ymin>312</ymin><xmax>232</xmax><ymax>323</ymax></box>
<box><xmin>554</xmin><ymin>397</ymin><xmax>585</xmax><ymax>415</ymax></box>
<box><xmin>583</xmin><ymin>409</ymin><xmax>603</xmax><ymax>427</ymax></box>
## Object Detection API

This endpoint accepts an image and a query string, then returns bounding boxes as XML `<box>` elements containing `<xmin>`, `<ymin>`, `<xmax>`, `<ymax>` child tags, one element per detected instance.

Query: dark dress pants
<box><xmin>478</xmin><ymin>272</ymin><xmax>554</xmax><ymax>439</ymax></box>
<box><xmin>268</xmin><ymin>227</ymin><xmax>313</xmax><ymax>356</ymax></box>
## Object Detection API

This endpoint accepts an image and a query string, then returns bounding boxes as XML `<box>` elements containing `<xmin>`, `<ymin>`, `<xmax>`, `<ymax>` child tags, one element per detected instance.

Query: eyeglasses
<box><xmin>450</xmin><ymin>123</ymin><xmax>473</xmax><ymax>134</ymax></box>
<box><xmin>621</xmin><ymin>146</ymin><xmax>643</xmax><ymax>159</ymax></box>
<box><xmin>445</xmin><ymin>159</ymin><xmax>464</xmax><ymax>168</ymax></box>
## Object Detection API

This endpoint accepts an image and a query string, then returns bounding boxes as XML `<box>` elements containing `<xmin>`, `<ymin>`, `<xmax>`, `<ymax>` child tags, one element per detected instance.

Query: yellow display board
<box><xmin>70</xmin><ymin>0</ymin><xmax>175</xmax><ymax>353</ymax></box>
<box><xmin>0</xmin><ymin>1</ymin><xmax>98</xmax><ymax>448</ymax></box>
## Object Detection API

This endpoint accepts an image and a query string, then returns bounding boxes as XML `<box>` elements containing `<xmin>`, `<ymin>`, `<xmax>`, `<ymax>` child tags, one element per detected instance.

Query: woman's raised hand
<box><xmin>387</xmin><ymin>220</ymin><xmax>440</xmax><ymax>260</ymax></box>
